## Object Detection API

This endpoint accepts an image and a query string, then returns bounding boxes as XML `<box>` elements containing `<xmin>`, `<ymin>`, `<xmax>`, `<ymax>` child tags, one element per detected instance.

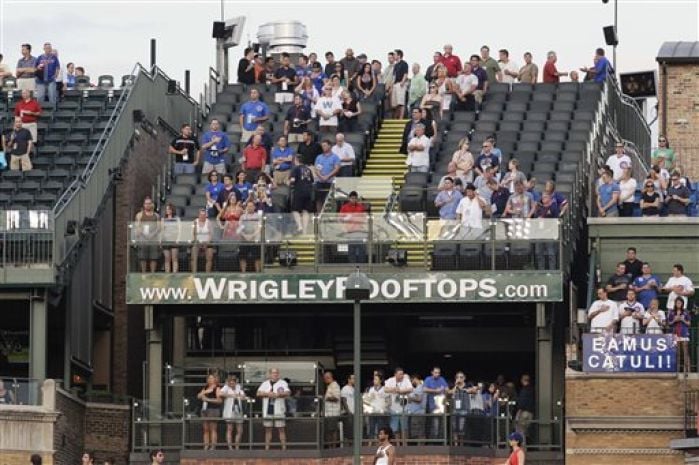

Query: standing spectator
<box><xmin>284</xmin><ymin>94</ymin><xmax>312</xmax><ymax>143</ymax></box>
<box><xmin>339</xmin><ymin>49</ymin><xmax>360</xmax><ymax>84</ymax></box>
<box><xmin>437</xmin><ymin>162</ymin><xmax>465</xmax><ymax>190</ymax></box>
<box><xmin>454</xmin><ymin>64</ymin><xmax>478</xmax><ymax>112</ymax></box>
<box><xmin>663</xmin><ymin>264</ymin><xmax>695</xmax><ymax>311</ymax></box>
<box><xmin>324</xmin><ymin>51</ymin><xmax>338</xmax><ymax>78</ymax></box>
<box><xmin>441</xmin><ymin>44</ymin><xmax>462</xmax><ymax>78</ymax></box>
<box><xmin>339</xmin><ymin>90</ymin><xmax>361</xmax><ymax>134</ymax></box>
<box><xmin>220</xmin><ymin>374</ymin><xmax>246</xmax><ymax>450</ymax></box>
<box><xmin>488</xmin><ymin>179</ymin><xmax>511</xmax><ymax>218</ymax></box>
<box><xmin>451</xmin><ymin>138</ymin><xmax>474</xmax><ymax>182</ymax></box>
<box><xmin>506</xmin><ymin>433</ymin><xmax>526</xmax><ymax>465</ymax></box>
<box><xmin>474</xmin><ymin>167</ymin><xmax>496</xmax><ymax>204</ymax></box>
<box><xmin>517</xmin><ymin>52</ymin><xmax>539</xmax><ymax>84</ymax></box>
<box><xmin>407</xmin><ymin>63</ymin><xmax>427</xmax><ymax>110</ymax></box>
<box><xmin>15</xmin><ymin>43</ymin><xmax>37</xmax><ymax>92</ymax></box>
<box><xmin>623</xmin><ymin>247</ymin><xmax>643</xmax><ymax>280</ymax></box>
<box><xmin>160</xmin><ymin>203</ymin><xmax>181</xmax><ymax>273</ymax></box>
<box><xmin>631</xmin><ymin>262</ymin><xmax>662</xmax><ymax>310</ymax></box>
<box><xmin>215</xmin><ymin>174</ymin><xmax>239</xmax><ymax>216</ymax></box>
<box><xmin>197</xmin><ymin>374</ymin><xmax>222</xmax><ymax>450</ymax></box>
<box><xmin>425</xmin><ymin>51</ymin><xmax>442</xmax><ymax>83</ymax></box>
<box><xmin>271</xmin><ymin>53</ymin><xmax>297</xmax><ymax>104</ymax></box>
<box><xmin>341</xmin><ymin>373</ymin><xmax>355</xmax><ymax>440</ymax></box>
<box><xmin>475</xmin><ymin>140</ymin><xmax>500</xmax><ymax>178</ymax></box>
<box><xmin>619</xmin><ymin>289</ymin><xmax>645</xmax><ymax>334</ymax></box>
<box><xmin>298</xmin><ymin>130</ymin><xmax>322</xmax><ymax>166</ymax></box>
<box><xmin>384</xmin><ymin>368</ymin><xmax>413</xmax><ymax>446</ymax></box>
<box><xmin>323</xmin><ymin>371</ymin><xmax>342</xmax><ymax>446</ymax></box>
<box><xmin>296</xmin><ymin>54</ymin><xmax>310</xmax><ymax>81</ymax></box>
<box><xmin>205</xmin><ymin>171</ymin><xmax>224</xmax><ymax>218</ymax></box>
<box><xmin>581</xmin><ymin>47</ymin><xmax>613</xmax><ymax>84</ymax></box>
<box><xmin>191</xmin><ymin>208</ymin><xmax>215</xmax><ymax>272</ymax></box>
<box><xmin>308</xmin><ymin>62</ymin><xmax>326</xmax><ymax>94</ymax></box>
<box><xmin>534</xmin><ymin>193</ymin><xmax>560</xmax><ymax>269</ymax></box>
<box><xmin>239</xmin><ymin>88</ymin><xmax>270</xmax><ymax>144</ymax></box>
<box><xmin>606</xmin><ymin>262</ymin><xmax>632</xmax><ymax>302</ymax></box>
<box><xmin>375</xmin><ymin>427</ymin><xmax>396</xmax><ymax>465</ymax></box>
<box><xmin>233</xmin><ymin>171</ymin><xmax>252</xmax><ymax>202</ymax></box>
<box><xmin>0</xmin><ymin>54</ymin><xmax>12</xmax><ymax>87</ymax></box>
<box><xmin>596</xmin><ymin>168</ymin><xmax>620</xmax><ymax>217</ymax></box>
<box><xmin>269</xmin><ymin>136</ymin><xmax>292</xmax><ymax>186</ymax></box>
<box><xmin>500</xmin><ymin>159</ymin><xmax>527</xmax><ymax>194</ymax></box>
<box><xmin>313</xmin><ymin>140</ymin><xmax>341</xmax><ymax>211</ymax></box>
<box><xmin>237</xmin><ymin>47</ymin><xmax>256</xmax><ymax>85</ymax></box>
<box><xmin>355</xmin><ymin>62</ymin><xmax>377</xmax><ymax>102</ymax></box>
<box><xmin>618</xmin><ymin>168</ymin><xmax>637</xmax><ymax>217</ymax></box>
<box><xmin>296</xmin><ymin>76</ymin><xmax>320</xmax><ymax>107</ymax></box>
<box><xmin>34</xmin><ymin>42</ymin><xmax>60</xmax><ymax>105</ymax></box>
<box><xmin>289</xmin><ymin>155</ymin><xmax>315</xmax><ymax>233</ymax></box>
<box><xmin>420</xmin><ymin>80</ymin><xmax>445</xmax><ymax>120</ymax></box>
<box><xmin>434</xmin><ymin>178</ymin><xmax>463</xmax><ymax>220</ymax></box>
<box><xmin>332</xmin><ymin>133</ymin><xmax>356</xmax><ymax>177</ymax></box>
<box><xmin>13</xmin><ymin>89</ymin><xmax>41</xmax><ymax>143</ymax></box>
<box><xmin>640</xmin><ymin>179</ymin><xmax>661</xmax><ymax>216</ymax></box>
<box><xmin>366</xmin><ymin>373</ymin><xmax>388</xmax><ymax>440</ymax></box>
<box><xmin>542</xmin><ymin>181</ymin><xmax>568</xmax><ymax>216</ymax></box>
<box><xmin>2</xmin><ymin>117</ymin><xmax>33</xmax><ymax>171</ymax></box>
<box><xmin>0</xmin><ymin>379</ymin><xmax>16</xmax><ymax>404</ymax></box>
<box><xmin>263</xmin><ymin>56</ymin><xmax>276</xmax><ymax>84</ymax></box>
<box><xmin>470</xmin><ymin>55</ymin><xmax>488</xmax><ymax>105</ymax></box>
<box><xmin>480</xmin><ymin>46</ymin><xmax>501</xmax><ymax>85</ymax></box>
<box><xmin>665</xmin><ymin>172</ymin><xmax>691</xmax><ymax>216</ymax></box>
<box><xmin>588</xmin><ymin>288</ymin><xmax>619</xmax><ymax>333</ymax></box>
<box><xmin>406</xmin><ymin>374</ymin><xmax>426</xmax><ymax>443</ymax></box>
<box><xmin>456</xmin><ymin>184</ymin><xmax>488</xmax><ymax>239</ymax></box>
<box><xmin>381</xmin><ymin>52</ymin><xmax>396</xmax><ymax>88</ymax></box>
<box><xmin>652</xmin><ymin>136</ymin><xmax>675</xmax><ymax>170</ymax></box>
<box><xmin>257</xmin><ymin>368</ymin><xmax>291</xmax><ymax>450</ymax></box>
<box><xmin>449</xmin><ymin>371</ymin><xmax>470</xmax><ymax>446</ymax></box>
<box><xmin>169</xmin><ymin>123</ymin><xmax>200</xmax><ymax>175</ymax></box>
<box><xmin>339</xmin><ymin>191</ymin><xmax>368</xmax><ymax>263</ymax></box>
<box><xmin>542</xmin><ymin>51</ymin><xmax>568</xmax><ymax>83</ymax></box>
<box><xmin>669</xmin><ymin>298</ymin><xmax>691</xmax><ymax>372</ymax></box>
<box><xmin>148</xmin><ymin>450</ymin><xmax>164</xmax><ymax>465</ymax></box>
<box><xmin>251</xmin><ymin>181</ymin><xmax>273</xmax><ymax>214</ymax></box>
<box><xmin>390</xmin><ymin>50</ymin><xmax>409</xmax><ymax>119</ymax></box>
<box><xmin>514</xmin><ymin>374</ymin><xmax>534</xmax><ymax>442</ymax></box>
<box><xmin>200</xmin><ymin>119</ymin><xmax>230</xmax><ymax>175</ymax></box>
<box><xmin>643</xmin><ymin>299</ymin><xmax>666</xmax><ymax>335</ymax></box>
<box><xmin>314</xmin><ymin>86</ymin><xmax>342</xmax><ymax>135</ymax></box>
<box><xmin>423</xmin><ymin>367</ymin><xmax>449</xmax><ymax>440</ymax></box>
<box><xmin>405</xmin><ymin>123</ymin><xmax>430</xmax><ymax>173</ymax></box>
<box><xmin>498</xmin><ymin>49</ymin><xmax>519</xmax><ymax>84</ymax></box>
<box><xmin>504</xmin><ymin>181</ymin><xmax>535</xmax><ymax>218</ymax></box>
<box><xmin>569</xmin><ymin>70</ymin><xmax>580</xmax><ymax>82</ymax></box>
<box><xmin>606</xmin><ymin>142</ymin><xmax>632</xmax><ymax>181</ymax></box>
<box><xmin>400</xmin><ymin>108</ymin><xmax>434</xmax><ymax>154</ymax></box>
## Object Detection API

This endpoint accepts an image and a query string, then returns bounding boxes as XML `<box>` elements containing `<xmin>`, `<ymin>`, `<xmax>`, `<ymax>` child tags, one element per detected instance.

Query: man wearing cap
<box><xmin>456</xmin><ymin>184</ymin><xmax>488</xmax><ymax>239</ymax></box>
<box><xmin>605</xmin><ymin>142</ymin><xmax>632</xmax><ymax>181</ymax></box>
<box><xmin>339</xmin><ymin>191</ymin><xmax>368</xmax><ymax>263</ymax></box>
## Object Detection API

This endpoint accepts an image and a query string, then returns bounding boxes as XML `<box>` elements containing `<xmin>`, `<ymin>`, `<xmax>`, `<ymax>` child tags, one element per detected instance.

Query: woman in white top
<box><xmin>365</xmin><ymin>374</ymin><xmax>389</xmax><ymax>441</ymax></box>
<box><xmin>161</xmin><ymin>203</ymin><xmax>181</xmax><ymax>273</ymax></box>
<box><xmin>329</xmin><ymin>74</ymin><xmax>346</xmax><ymax>100</ymax></box>
<box><xmin>643</xmin><ymin>298</ymin><xmax>666</xmax><ymax>335</ymax></box>
<box><xmin>433</xmin><ymin>65</ymin><xmax>454</xmax><ymax>115</ymax></box>
<box><xmin>618</xmin><ymin>167</ymin><xmax>637</xmax><ymax>217</ymax></box>
<box><xmin>191</xmin><ymin>208</ymin><xmax>215</xmax><ymax>273</ymax></box>
<box><xmin>451</xmin><ymin>138</ymin><xmax>474</xmax><ymax>182</ymax></box>
<box><xmin>374</xmin><ymin>426</ymin><xmax>395</xmax><ymax>465</ymax></box>
<box><xmin>219</xmin><ymin>374</ymin><xmax>246</xmax><ymax>450</ymax></box>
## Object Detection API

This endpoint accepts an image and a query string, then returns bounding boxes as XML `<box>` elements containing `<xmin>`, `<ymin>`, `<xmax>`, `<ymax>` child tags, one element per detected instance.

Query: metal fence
<box><xmin>0</xmin><ymin>211</ymin><xmax>54</xmax><ymax>283</ymax></box>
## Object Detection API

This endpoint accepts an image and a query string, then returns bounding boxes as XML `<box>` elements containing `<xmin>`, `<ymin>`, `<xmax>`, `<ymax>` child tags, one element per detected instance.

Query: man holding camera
<box><xmin>284</xmin><ymin>94</ymin><xmax>311</xmax><ymax>144</ymax></box>
<box><xmin>384</xmin><ymin>368</ymin><xmax>413</xmax><ymax>447</ymax></box>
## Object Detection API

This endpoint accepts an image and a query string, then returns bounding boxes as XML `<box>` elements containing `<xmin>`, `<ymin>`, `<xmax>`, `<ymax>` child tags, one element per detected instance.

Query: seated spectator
<box><xmin>169</xmin><ymin>123</ymin><xmax>200</xmax><ymax>175</ymax></box>
<box><xmin>271</xmin><ymin>52</ymin><xmax>297</xmax><ymax>104</ymax></box>
<box><xmin>407</xmin><ymin>63</ymin><xmax>426</xmax><ymax>110</ymax></box>
<box><xmin>339</xmin><ymin>191</ymin><xmax>368</xmax><ymax>263</ymax></box>
<box><xmin>332</xmin><ymin>133</ymin><xmax>356</xmax><ymax>177</ymax></box>
<box><xmin>453</xmin><ymin>64</ymin><xmax>478</xmax><ymax>112</ymax></box>
<box><xmin>339</xmin><ymin>90</ymin><xmax>362</xmax><ymax>134</ymax></box>
<box><xmin>216</xmin><ymin>174</ymin><xmax>240</xmax><ymax>216</ymax></box>
<box><xmin>500</xmin><ymin>159</ymin><xmax>527</xmax><ymax>194</ymax></box>
<box><xmin>242</xmin><ymin>134</ymin><xmax>267</xmax><ymax>181</ymax></box>
<box><xmin>239</xmin><ymin>89</ymin><xmax>270</xmax><ymax>145</ymax></box>
<box><xmin>434</xmin><ymin>177</ymin><xmax>463</xmax><ymax>220</ymax></box>
<box><xmin>355</xmin><ymin>62</ymin><xmax>377</xmax><ymax>101</ymax></box>
<box><xmin>652</xmin><ymin>136</ymin><xmax>675</xmax><ymax>171</ymax></box>
<box><xmin>314</xmin><ymin>86</ymin><xmax>342</xmax><ymax>135</ymax></box>
<box><xmin>205</xmin><ymin>171</ymin><xmax>224</xmax><ymax>217</ymax></box>
<box><xmin>285</xmin><ymin>94</ymin><xmax>312</xmax><ymax>143</ymax></box>
<box><xmin>270</xmin><ymin>136</ymin><xmax>294</xmax><ymax>186</ymax></box>
<box><xmin>668</xmin><ymin>298</ymin><xmax>691</xmax><ymax>372</ymax></box>
<box><xmin>420</xmin><ymin>82</ymin><xmax>444</xmax><ymax>119</ymax></box>
<box><xmin>2</xmin><ymin>117</ymin><xmax>33</xmax><ymax>171</ymax></box>
<box><xmin>488</xmin><ymin>179</ymin><xmax>510</xmax><ymax>218</ymax></box>
<box><xmin>618</xmin><ymin>289</ymin><xmax>644</xmax><ymax>334</ymax></box>
<box><xmin>640</xmin><ymin>179</ymin><xmax>661</xmax><ymax>216</ymax></box>
<box><xmin>503</xmin><ymin>181</ymin><xmax>535</xmax><ymax>218</ymax></box>
<box><xmin>663</xmin><ymin>264</ymin><xmax>695</xmax><ymax>312</ymax></box>
<box><xmin>606</xmin><ymin>142</ymin><xmax>631</xmax><ymax>181</ymax></box>
<box><xmin>643</xmin><ymin>299</ymin><xmax>666</xmax><ymax>335</ymax></box>
<box><xmin>201</xmin><ymin>119</ymin><xmax>230</xmax><ymax>175</ymax></box>
<box><xmin>233</xmin><ymin>171</ymin><xmax>252</xmax><ymax>202</ymax></box>
<box><xmin>606</xmin><ymin>262</ymin><xmax>632</xmax><ymax>302</ymax></box>
<box><xmin>631</xmin><ymin>262</ymin><xmax>661</xmax><ymax>310</ymax></box>
<box><xmin>486</xmin><ymin>136</ymin><xmax>503</xmax><ymax>164</ymax></box>
<box><xmin>596</xmin><ymin>168</ymin><xmax>620</xmax><ymax>217</ymax></box>
<box><xmin>295</xmin><ymin>76</ymin><xmax>320</xmax><ymax>107</ymax></box>
<box><xmin>438</xmin><ymin>162</ymin><xmax>466</xmax><ymax>191</ymax></box>
<box><xmin>308</xmin><ymin>62</ymin><xmax>327</xmax><ymax>94</ymax></box>
<box><xmin>456</xmin><ymin>184</ymin><xmax>488</xmax><ymax>239</ymax></box>
<box><xmin>587</xmin><ymin>288</ymin><xmax>619</xmax><ymax>333</ymax></box>
<box><xmin>161</xmin><ymin>203</ymin><xmax>181</xmax><ymax>273</ymax></box>
<box><xmin>405</xmin><ymin>123</ymin><xmax>430</xmax><ymax>173</ymax></box>
<box><xmin>569</xmin><ymin>70</ymin><xmax>580</xmax><ymax>82</ymax></box>
<box><xmin>14</xmin><ymin>89</ymin><xmax>41</xmax><ymax>143</ymax></box>
<box><xmin>474</xmin><ymin>167</ymin><xmax>497</xmax><ymax>205</ymax></box>
<box><xmin>618</xmin><ymin>168</ymin><xmax>637</xmax><ymax>217</ymax></box>
<box><xmin>474</xmin><ymin>140</ymin><xmax>500</xmax><ymax>179</ymax></box>
<box><xmin>313</xmin><ymin>140</ymin><xmax>341</xmax><ymax>212</ymax></box>
<box><xmin>451</xmin><ymin>138</ymin><xmax>474</xmax><ymax>182</ymax></box>
<box><xmin>298</xmin><ymin>130</ymin><xmax>323</xmax><ymax>166</ymax></box>
<box><xmin>542</xmin><ymin>181</ymin><xmax>568</xmax><ymax>216</ymax></box>
<box><xmin>289</xmin><ymin>154</ymin><xmax>315</xmax><ymax>234</ymax></box>
<box><xmin>622</xmin><ymin>247</ymin><xmax>643</xmax><ymax>280</ymax></box>
<box><xmin>665</xmin><ymin>172</ymin><xmax>691</xmax><ymax>216</ymax></box>
<box><xmin>191</xmin><ymin>208</ymin><xmax>215</xmax><ymax>272</ymax></box>
<box><xmin>400</xmin><ymin>108</ymin><xmax>434</xmax><ymax>155</ymax></box>
<box><xmin>238</xmin><ymin>201</ymin><xmax>263</xmax><ymax>272</ymax></box>
<box><xmin>648</xmin><ymin>164</ymin><xmax>669</xmax><ymax>195</ymax></box>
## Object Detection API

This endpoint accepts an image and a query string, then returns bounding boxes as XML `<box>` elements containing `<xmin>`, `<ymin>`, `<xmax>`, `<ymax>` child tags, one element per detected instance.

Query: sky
<box><xmin>1</xmin><ymin>0</ymin><xmax>698</xmax><ymax>113</ymax></box>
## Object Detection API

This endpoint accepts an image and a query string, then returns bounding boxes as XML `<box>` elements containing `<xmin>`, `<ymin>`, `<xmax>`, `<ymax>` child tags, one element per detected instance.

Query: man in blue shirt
<box><xmin>631</xmin><ymin>262</ymin><xmax>662</xmax><ymax>310</ymax></box>
<box><xmin>16</xmin><ymin>43</ymin><xmax>38</xmax><ymax>92</ymax></box>
<box><xmin>271</xmin><ymin>135</ymin><xmax>294</xmax><ymax>186</ymax></box>
<box><xmin>35</xmin><ymin>42</ymin><xmax>60</xmax><ymax>106</ymax></box>
<box><xmin>434</xmin><ymin>178</ymin><xmax>463</xmax><ymax>219</ymax></box>
<box><xmin>313</xmin><ymin>139</ymin><xmax>341</xmax><ymax>212</ymax></box>
<box><xmin>238</xmin><ymin>88</ymin><xmax>269</xmax><ymax>144</ymax></box>
<box><xmin>475</xmin><ymin>140</ymin><xmax>500</xmax><ymax>178</ymax></box>
<box><xmin>423</xmin><ymin>367</ymin><xmax>449</xmax><ymax>439</ymax></box>
<box><xmin>200</xmin><ymin>119</ymin><xmax>231</xmax><ymax>175</ymax></box>
<box><xmin>596</xmin><ymin>168</ymin><xmax>620</xmax><ymax>217</ymax></box>
<box><xmin>582</xmin><ymin>48</ymin><xmax>612</xmax><ymax>84</ymax></box>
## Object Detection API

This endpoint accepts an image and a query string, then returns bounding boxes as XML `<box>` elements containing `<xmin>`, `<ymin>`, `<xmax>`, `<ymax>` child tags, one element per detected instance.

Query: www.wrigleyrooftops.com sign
<box><xmin>127</xmin><ymin>272</ymin><xmax>562</xmax><ymax>304</ymax></box>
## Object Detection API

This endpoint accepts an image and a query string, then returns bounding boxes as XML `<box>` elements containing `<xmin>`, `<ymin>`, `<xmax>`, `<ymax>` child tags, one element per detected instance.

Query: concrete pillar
<box><xmin>171</xmin><ymin>316</ymin><xmax>187</xmax><ymax>414</ymax></box>
<box><xmin>30</xmin><ymin>290</ymin><xmax>48</xmax><ymax>384</ymax></box>
<box><xmin>536</xmin><ymin>303</ymin><xmax>553</xmax><ymax>445</ymax></box>
<box><xmin>145</xmin><ymin>305</ymin><xmax>162</xmax><ymax>445</ymax></box>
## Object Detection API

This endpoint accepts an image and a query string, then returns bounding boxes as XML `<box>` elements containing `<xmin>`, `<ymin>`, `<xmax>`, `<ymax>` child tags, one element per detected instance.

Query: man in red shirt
<box><xmin>542</xmin><ymin>51</ymin><xmax>568</xmax><ymax>84</ymax></box>
<box><xmin>339</xmin><ymin>191</ymin><xmax>368</xmax><ymax>263</ymax></box>
<box><xmin>242</xmin><ymin>134</ymin><xmax>267</xmax><ymax>182</ymax></box>
<box><xmin>440</xmin><ymin>44</ymin><xmax>462</xmax><ymax>78</ymax></box>
<box><xmin>14</xmin><ymin>89</ymin><xmax>42</xmax><ymax>143</ymax></box>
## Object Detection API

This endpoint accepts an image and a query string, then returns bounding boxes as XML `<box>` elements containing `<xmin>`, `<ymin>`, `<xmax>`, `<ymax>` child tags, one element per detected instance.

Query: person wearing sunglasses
<box><xmin>651</xmin><ymin>136</ymin><xmax>675</xmax><ymax>171</ymax></box>
<box><xmin>640</xmin><ymin>180</ymin><xmax>661</xmax><ymax>217</ymax></box>
<box><xmin>665</xmin><ymin>172</ymin><xmax>691</xmax><ymax>216</ymax></box>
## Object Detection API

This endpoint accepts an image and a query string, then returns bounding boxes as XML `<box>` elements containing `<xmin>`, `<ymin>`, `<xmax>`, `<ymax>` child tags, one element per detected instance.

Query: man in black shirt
<box><xmin>606</xmin><ymin>262</ymin><xmax>632</xmax><ymax>301</ymax></box>
<box><xmin>169</xmin><ymin>123</ymin><xmax>201</xmax><ymax>175</ymax></box>
<box><xmin>237</xmin><ymin>47</ymin><xmax>256</xmax><ymax>85</ymax></box>
<box><xmin>324</xmin><ymin>51</ymin><xmax>338</xmax><ymax>79</ymax></box>
<box><xmin>622</xmin><ymin>247</ymin><xmax>643</xmax><ymax>280</ymax></box>
<box><xmin>284</xmin><ymin>94</ymin><xmax>312</xmax><ymax>143</ymax></box>
<box><xmin>271</xmin><ymin>52</ymin><xmax>297</xmax><ymax>104</ymax></box>
<box><xmin>399</xmin><ymin>108</ymin><xmax>434</xmax><ymax>154</ymax></box>
<box><xmin>289</xmin><ymin>154</ymin><xmax>315</xmax><ymax>234</ymax></box>
<box><xmin>515</xmin><ymin>374</ymin><xmax>534</xmax><ymax>441</ymax></box>
<box><xmin>297</xmin><ymin>130</ymin><xmax>322</xmax><ymax>166</ymax></box>
<box><xmin>3</xmin><ymin>117</ymin><xmax>34</xmax><ymax>171</ymax></box>
<box><xmin>391</xmin><ymin>49</ymin><xmax>410</xmax><ymax>119</ymax></box>
<box><xmin>665</xmin><ymin>173</ymin><xmax>691</xmax><ymax>216</ymax></box>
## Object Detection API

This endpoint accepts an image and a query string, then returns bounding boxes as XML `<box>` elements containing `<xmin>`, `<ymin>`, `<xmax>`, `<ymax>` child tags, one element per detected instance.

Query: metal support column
<box><xmin>536</xmin><ymin>303</ymin><xmax>553</xmax><ymax>446</ymax></box>
<box><xmin>145</xmin><ymin>305</ymin><xmax>163</xmax><ymax>443</ymax></box>
<box><xmin>352</xmin><ymin>300</ymin><xmax>362</xmax><ymax>465</ymax></box>
<box><xmin>172</xmin><ymin>316</ymin><xmax>187</xmax><ymax>415</ymax></box>
<box><xmin>30</xmin><ymin>290</ymin><xmax>48</xmax><ymax>385</ymax></box>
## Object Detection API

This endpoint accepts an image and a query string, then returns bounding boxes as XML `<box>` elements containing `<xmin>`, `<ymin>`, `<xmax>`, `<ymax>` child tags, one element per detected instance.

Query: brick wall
<box><xmin>54</xmin><ymin>389</ymin><xmax>86</xmax><ymax>465</ymax></box>
<box><xmin>657</xmin><ymin>62</ymin><xmax>699</xmax><ymax>179</ymax></box>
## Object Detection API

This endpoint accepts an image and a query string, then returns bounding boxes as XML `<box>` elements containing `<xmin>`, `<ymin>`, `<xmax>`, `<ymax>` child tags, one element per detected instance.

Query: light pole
<box><xmin>345</xmin><ymin>269</ymin><xmax>371</xmax><ymax>465</ymax></box>
<box><xmin>603</xmin><ymin>0</ymin><xmax>618</xmax><ymax>72</ymax></box>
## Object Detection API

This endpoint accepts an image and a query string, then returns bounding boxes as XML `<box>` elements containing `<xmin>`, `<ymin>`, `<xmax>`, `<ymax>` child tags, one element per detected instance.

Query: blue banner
<box><xmin>582</xmin><ymin>334</ymin><xmax>677</xmax><ymax>373</ymax></box>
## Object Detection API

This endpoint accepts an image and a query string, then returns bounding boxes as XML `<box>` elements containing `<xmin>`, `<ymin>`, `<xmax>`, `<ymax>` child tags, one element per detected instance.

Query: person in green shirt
<box><xmin>480</xmin><ymin>45</ymin><xmax>501</xmax><ymax>86</ymax></box>
<box><xmin>408</xmin><ymin>63</ymin><xmax>427</xmax><ymax>110</ymax></box>
<box><xmin>651</xmin><ymin>136</ymin><xmax>676</xmax><ymax>170</ymax></box>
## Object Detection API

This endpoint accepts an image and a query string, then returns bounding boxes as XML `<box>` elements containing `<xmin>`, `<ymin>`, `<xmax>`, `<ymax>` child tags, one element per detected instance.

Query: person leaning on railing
<box><xmin>0</xmin><ymin>379</ymin><xmax>16</xmax><ymax>404</ymax></box>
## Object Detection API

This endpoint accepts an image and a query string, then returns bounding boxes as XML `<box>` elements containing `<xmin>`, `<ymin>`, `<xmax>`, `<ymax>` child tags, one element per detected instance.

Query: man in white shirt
<box><xmin>454</xmin><ymin>64</ymin><xmax>478</xmax><ymax>111</ymax></box>
<box><xmin>340</xmin><ymin>374</ymin><xmax>355</xmax><ymax>441</ymax></box>
<box><xmin>384</xmin><ymin>367</ymin><xmax>413</xmax><ymax>446</ymax></box>
<box><xmin>456</xmin><ymin>184</ymin><xmax>488</xmax><ymax>240</ymax></box>
<box><xmin>588</xmin><ymin>288</ymin><xmax>619</xmax><ymax>333</ymax></box>
<box><xmin>220</xmin><ymin>374</ymin><xmax>246</xmax><ymax>449</ymax></box>
<box><xmin>663</xmin><ymin>263</ymin><xmax>695</xmax><ymax>310</ymax></box>
<box><xmin>618</xmin><ymin>289</ymin><xmax>645</xmax><ymax>334</ymax></box>
<box><xmin>323</xmin><ymin>371</ymin><xmax>342</xmax><ymax>445</ymax></box>
<box><xmin>332</xmin><ymin>132</ymin><xmax>356</xmax><ymax>177</ymax></box>
<box><xmin>256</xmin><ymin>368</ymin><xmax>291</xmax><ymax>450</ymax></box>
<box><xmin>314</xmin><ymin>86</ymin><xmax>342</xmax><ymax>135</ymax></box>
<box><xmin>406</xmin><ymin>123</ymin><xmax>430</xmax><ymax>173</ymax></box>
<box><xmin>498</xmin><ymin>49</ymin><xmax>519</xmax><ymax>84</ymax></box>
<box><xmin>605</xmin><ymin>142</ymin><xmax>632</xmax><ymax>181</ymax></box>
